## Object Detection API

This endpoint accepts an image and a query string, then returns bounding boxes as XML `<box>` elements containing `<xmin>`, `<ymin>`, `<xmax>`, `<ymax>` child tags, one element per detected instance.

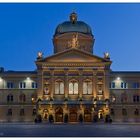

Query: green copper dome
<box><xmin>55</xmin><ymin>12</ymin><xmax>93</xmax><ymax>35</ymax></box>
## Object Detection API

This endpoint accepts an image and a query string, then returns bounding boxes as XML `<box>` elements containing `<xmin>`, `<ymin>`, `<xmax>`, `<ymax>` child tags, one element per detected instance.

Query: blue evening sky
<box><xmin>0</xmin><ymin>3</ymin><xmax>140</xmax><ymax>71</ymax></box>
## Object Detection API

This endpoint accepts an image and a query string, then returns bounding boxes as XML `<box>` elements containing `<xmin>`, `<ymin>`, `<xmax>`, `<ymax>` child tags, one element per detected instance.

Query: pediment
<box><xmin>39</xmin><ymin>49</ymin><xmax>110</xmax><ymax>63</ymax></box>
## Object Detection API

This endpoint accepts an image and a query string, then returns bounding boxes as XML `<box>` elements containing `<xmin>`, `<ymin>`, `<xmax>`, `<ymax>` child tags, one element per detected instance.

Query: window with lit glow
<box><xmin>32</xmin><ymin>82</ymin><xmax>37</xmax><ymax>89</ymax></box>
<box><xmin>69</xmin><ymin>80</ymin><xmax>78</xmax><ymax>94</ymax></box>
<box><xmin>19</xmin><ymin>82</ymin><xmax>26</xmax><ymax>89</ymax></box>
<box><xmin>83</xmin><ymin>80</ymin><xmax>92</xmax><ymax>94</ymax></box>
<box><xmin>110</xmin><ymin>94</ymin><xmax>116</xmax><ymax>103</ymax></box>
<box><xmin>121</xmin><ymin>82</ymin><xmax>128</xmax><ymax>89</ymax></box>
<box><xmin>55</xmin><ymin>80</ymin><xmax>64</xmax><ymax>94</ymax></box>
<box><xmin>110</xmin><ymin>82</ymin><xmax>115</xmax><ymax>88</ymax></box>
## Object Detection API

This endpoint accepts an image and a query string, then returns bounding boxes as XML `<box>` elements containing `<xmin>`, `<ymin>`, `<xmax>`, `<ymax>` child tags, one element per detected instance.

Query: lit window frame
<box><xmin>83</xmin><ymin>79</ymin><xmax>92</xmax><ymax>95</ymax></box>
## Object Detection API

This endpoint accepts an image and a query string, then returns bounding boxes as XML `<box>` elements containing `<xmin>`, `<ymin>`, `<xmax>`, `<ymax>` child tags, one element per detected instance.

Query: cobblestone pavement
<box><xmin>0</xmin><ymin>123</ymin><xmax>140</xmax><ymax>137</ymax></box>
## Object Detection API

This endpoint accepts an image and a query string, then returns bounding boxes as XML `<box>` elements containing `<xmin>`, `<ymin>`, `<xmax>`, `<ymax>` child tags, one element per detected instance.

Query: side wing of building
<box><xmin>110</xmin><ymin>71</ymin><xmax>140</xmax><ymax>122</ymax></box>
<box><xmin>0</xmin><ymin>70</ymin><xmax>37</xmax><ymax>122</ymax></box>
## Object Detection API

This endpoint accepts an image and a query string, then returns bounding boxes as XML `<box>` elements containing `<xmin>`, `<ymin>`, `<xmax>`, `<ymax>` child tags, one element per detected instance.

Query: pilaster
<box><xmin>64</xmin><ymin>69</ymin><xmax>69</xmax><ymax>98</ymax></box>
<box><xmin>93</xmin><ymin>71</ymin><xmax>97</xmax><ymax>99</ymax></box>
<box><xmin>50</xmin><ymin>70</ymin><xmax>54</xmax><ymax>99</ymax></box>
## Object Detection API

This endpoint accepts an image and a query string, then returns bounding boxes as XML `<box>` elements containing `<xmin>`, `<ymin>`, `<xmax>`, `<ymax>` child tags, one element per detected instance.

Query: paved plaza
<box><xmin>0</xmin><ymin>123</ymin><xmax>140</xmax><ymax>137</ymax></box>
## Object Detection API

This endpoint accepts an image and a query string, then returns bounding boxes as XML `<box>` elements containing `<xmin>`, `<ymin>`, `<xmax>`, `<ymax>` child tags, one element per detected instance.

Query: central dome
<box><xmin>55</xmin><ymin>12</ymin><xmax>93</xmax><ymax>35</ymax></box>
<box><xmin>53</xmin><ymin>12</ymin><xmax>95</xmax><ymax>54</ymax></box>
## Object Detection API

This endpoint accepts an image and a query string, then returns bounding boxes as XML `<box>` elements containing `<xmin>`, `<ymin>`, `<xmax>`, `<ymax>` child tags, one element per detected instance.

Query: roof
<box><xmin>55</xmin><ymin>21</ymin><xmax>93</xmax><ymax>36</ymax></box>
<box><xmin>0</xmin><ymin>71</ymin><xmax>37</xmax><ymax>75</ymax></box>
<box><xmin>111</xmin><ymin>71</ymin><xmax>140</xmax><ymax>74</ymax></box>
<box><xmin>37</xmin><ymin>48</ymin><xmax>111</xmax><ymax>63</ymax></box>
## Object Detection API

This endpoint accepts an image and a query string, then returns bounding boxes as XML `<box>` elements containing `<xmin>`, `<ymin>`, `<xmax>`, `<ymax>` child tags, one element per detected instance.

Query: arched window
<box><xmin>55</xmin><ymin>80</ymin><xmax>64</xmax><ymax>94</ymax></box>
<box><xmin>32</xmin><ymin>108</ymin><xmax>36</xmax><ymax>116</ymax></box>
<box><xmin>122</xmin><ymin>108</ymin><xmax>127</xmax><ymax>116</ymax></box>
<box><xmin>7</xmin><ymin>94</ymin><xmax>13</xmax><ymax>102</ymax></box>
<box><xmin>7</xmin><ymin>108</ymin><xmax>12</xmax><ymax>116</ymax></box>
<box><xmin>133</xmin><ymin>95</ymin><xmax>139</xmax><ymax>103</ymax></box>
<box><xmin>69</xmin><ymin>80</ymin><xmax>78</xmax><ymax>95</ymax></box>
<box><xmin>121</xmin><ymin>93</ymin><xmax>127</xmax><ymax>103</ymax></box>
<box><xmin>31</xmin><ymin>93</ymin><xmax>37</xmax><ymax>102</ymax></box>
<box><xmin>20</xmin><ymin>108</ymin><xmax>25</xmax><ymax>116</ymax></box>
<box><xmin>19</xmin><ymin>94</ymin><xmax>26</xmax><ymax>102</ymax></box>
<box><xmin>110</xmin><ymin>94</ymin><xmax>116</xmax><ymax>103</ymax></box>
<box><xmin>110</xmin><ymin>108</ymin><xmax>115</xmax><ymax>116</ymax></box>
<box><xmin>83</xmin><ymin>79</ymin><xmax>92</xmax><ymax>95</ymax></box>
<box><xmin>134</xmin><ymin>108</ymin><xmax>139</xmax><ymax>116</ymax></box>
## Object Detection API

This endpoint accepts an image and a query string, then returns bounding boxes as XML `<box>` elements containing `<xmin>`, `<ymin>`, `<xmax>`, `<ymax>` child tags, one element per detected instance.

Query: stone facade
<box><xmin>0</xmin><ymin>12</ymin><xmax>139</xmax><ymax>123</ymax></box>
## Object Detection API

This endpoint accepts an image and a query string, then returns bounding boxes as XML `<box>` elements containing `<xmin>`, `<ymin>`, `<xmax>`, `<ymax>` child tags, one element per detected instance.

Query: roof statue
<box><xmin>37</xmin><ymin>52</ymin><xmax>43</xmax><ymax>60</ymax></box>
<box><xmin>70</xmin><ymin>12</ymin><xmax>77</xmax><ymax>23</ymax></box>
<box><xmin>104</xmin><ymin>52</ymin><xmax>110</xmax><ymax>59</ymax></box>
<box><xmin>68</xmin><ymin>33</ymin><xmax>80</xmax><ymax>49</ymax></box>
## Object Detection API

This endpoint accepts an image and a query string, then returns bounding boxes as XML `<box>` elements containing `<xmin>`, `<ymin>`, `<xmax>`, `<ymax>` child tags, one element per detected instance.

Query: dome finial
<box><xmin>70</xmin><ymin>12</ymin><xmax>77</xmax><ymax>24</ymax></box>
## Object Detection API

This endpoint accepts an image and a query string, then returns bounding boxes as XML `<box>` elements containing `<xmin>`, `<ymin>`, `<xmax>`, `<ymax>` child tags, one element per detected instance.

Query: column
<box><xmin>50</xmin><ymin>70</ymin><xmax>54</xmax><ymax>99</ymax></box>
<box><xmin>64</xmin><ymin>69</ymin><xmax>69</xmax><ymax>98</ymax></box>
<box><xmin>104</xmin><ymin>70</ymin><xmax>110</xmax><ymax>99</ymax></box>
<box><xmin>37</xmin><ymin>70</ymin><xmax>44</xmax><ymax>99</ymax></box>
<box><xmin>92</xmin><ymin>71</ymin><xmax>97</xmax><ymax>99</ymax></box>
<box><xmin>78</xmin><ymin>69</ymin><xmax>83</xmax><ymax>98</ymax></box>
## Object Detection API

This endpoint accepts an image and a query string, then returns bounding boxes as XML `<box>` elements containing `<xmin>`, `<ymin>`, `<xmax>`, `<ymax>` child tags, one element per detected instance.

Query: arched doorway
<box><xmin>43</xmin><ymin>109</ymin><xmax>48</xmax><ymax>121</ymax></box>
<box><xmin>55</xmin><ymin>107</ymin><xmax>63</xmax><ymax>122</ymax></box>
<box><xmin>98</xmin><ymin>110</ymin><xmax>104</xmax><ymax>120</ymax></box>
<box><xmin>84</xmin><ymin>108</ymin><xmax>92</xmax><ymax>122</ymax></box>
<box><xmin>69</xmin><ymin>107</ymin><xmax>77</xmax><ymax>122</ymax></box>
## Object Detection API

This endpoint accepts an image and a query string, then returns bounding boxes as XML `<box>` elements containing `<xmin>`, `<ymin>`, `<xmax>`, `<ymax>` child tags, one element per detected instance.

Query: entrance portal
<box><xmin>84</xmin><ymin>109</ymin><xmax>92</xmax><ymax>122</ymax></box>
<box><xmin>98</xmin><ymin>110</ymin><xmax>104</xmax><ymax>120</ymax></box>
<box><xmin>55</xmin><ymin>107</ymin><xmax>63</xmax><ymax>122</ymax></box>
<box><xmin>43</xmin><ymin>109</ymin><xmax>48</xmax><ymax>121</ymax></box>
<box><xmin>69</xmin><ymin>108</ymin><xmax>77</xmax><ymax>122</ymax></box>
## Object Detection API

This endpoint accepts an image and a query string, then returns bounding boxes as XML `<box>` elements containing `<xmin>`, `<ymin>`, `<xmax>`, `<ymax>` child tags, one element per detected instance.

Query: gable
<box><xmin>39</xmin><ymin>49</ymin><xmax>110</xmax><ymax>63</ymax></box>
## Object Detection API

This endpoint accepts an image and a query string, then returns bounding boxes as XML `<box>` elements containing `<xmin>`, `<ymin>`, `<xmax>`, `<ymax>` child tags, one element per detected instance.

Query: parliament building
<box><xmin>0</xmin><ymin>12</ymin><xmax>140</xmax><ymax>123</ymax></box>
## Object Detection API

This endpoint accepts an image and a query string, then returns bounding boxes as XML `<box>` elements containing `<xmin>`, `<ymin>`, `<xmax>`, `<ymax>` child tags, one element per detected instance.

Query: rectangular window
<box><xmin>7</xmin><ymin>109</ymin><xmax>12</xmax><ymax>116</ymax></box>
<box><xmin>7</xmin><ymin>82</ymin><xmax>14</xmax><ymax>89</ymax></box>
<box><xmin>121</xmin><ymin>82</ymin><xmax>127</xmax><ymax>89</ymax></box>
<box><xmin>20</xmin><ymin>109</ymin><xmax>25</xmax><ymax>116</ymax></box>
<box><xmin>122</xmin><ymin>109</ymin><xmax>127</xmax><ymax>116</ymax></box>
<box><xmin>110</xmin><ymin>82</ymin><xmax>115</xmax><ymax>89</ymax></box>
<box><xmin>110</xmin><ymin>108</ymin><xmax>115</xmax><ymax>116</ymax></box>
<box><xmin>133</xmin><ymin>95</ymin><xmax>139</xmax><ymax>103</ymax></box>
<box><xmin>19</xmin><ymin>82</ymin><xmax>26</xmax><ymax>89</ymax></box>
<box><xmin>134</xmin><ymin>109</ymin><xmax>139</xmax><ymax>116</ymax></box>
<box><xmin>32</xmin><ymin>82</ymin><xmax>37</xmax><ymax>89</ymax></box>
<box><xmin>32</xmin><ymin>109</ymin><xmax>36</xmax><ymax>116</ymax></box>
<box><xmin>133</xmin><ymin>83</ymin><xmax>139</xmax><ymax>88</ymax></box>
